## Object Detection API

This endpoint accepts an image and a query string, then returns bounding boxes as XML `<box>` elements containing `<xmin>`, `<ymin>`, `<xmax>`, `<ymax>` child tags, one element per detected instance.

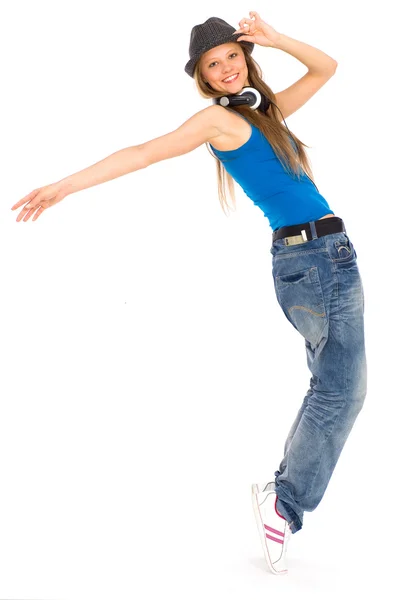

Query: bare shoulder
<box><xmin>202</xmin><ymin>105</ymin><xmax>253</xmax><ymax>152</ymax></box>
<box><xmin>137</xmin><ymin>105</ymin><xmax>232</xmax><ymax>167</ymax></box>
<box><xmin>137</xmin><ymin>104</ymin><xmax>251</xmax><ymax>168</ymax></box>
<box><xmin>201</xmin><ymin>104</ymin><xmax>246</xmax><ymax>132</ymax></box>
<box><xmin>197</xmin><ymin>104</ymin><xmax>229</xmax><ymax>133</ymax></box>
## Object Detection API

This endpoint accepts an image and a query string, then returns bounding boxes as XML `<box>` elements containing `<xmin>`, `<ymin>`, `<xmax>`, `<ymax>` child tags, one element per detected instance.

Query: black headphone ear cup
<box><xmin>260</xmin><ymin>95</ymin><xmax>271</xmax><ymax>113</ymax></box>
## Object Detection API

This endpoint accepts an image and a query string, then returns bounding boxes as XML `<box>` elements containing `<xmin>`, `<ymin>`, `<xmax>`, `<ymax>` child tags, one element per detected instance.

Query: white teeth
<box><xmin>223</xmin><ymin>73</ymin><xmax>238</xmax><ymax>82</ymax></box>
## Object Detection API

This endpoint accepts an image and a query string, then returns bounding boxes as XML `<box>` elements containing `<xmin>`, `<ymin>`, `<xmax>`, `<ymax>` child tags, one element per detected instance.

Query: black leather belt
<box><xmin>272</xmin><ymin>216</ymin><xmax>345</xmax><ymax>245</ymax></box>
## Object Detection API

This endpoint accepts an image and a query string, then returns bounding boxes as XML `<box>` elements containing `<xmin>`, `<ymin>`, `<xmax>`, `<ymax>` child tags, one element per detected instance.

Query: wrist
<box><xmin>57</xmin><ymin>177</ymin><xmax>75</xmax><ymax>196</ymax></box>
<box><xmin>270</xmin><ymin>32</ymin><xmax>286</xmax><ymax>50</ymax></box>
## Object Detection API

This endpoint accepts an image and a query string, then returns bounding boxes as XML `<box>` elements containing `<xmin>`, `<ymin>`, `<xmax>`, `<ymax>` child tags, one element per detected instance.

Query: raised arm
<box><xmin>11</xmin><ymin>105</ymin><xmax>224</xmax><ymax>222</ymax></box>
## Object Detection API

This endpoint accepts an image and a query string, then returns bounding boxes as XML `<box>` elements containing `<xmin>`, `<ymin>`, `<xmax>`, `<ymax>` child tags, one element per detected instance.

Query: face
<box><xmin>199</xmin><ymin>42</ymin><xmax>250</xmax><ymax>94</ymax></box>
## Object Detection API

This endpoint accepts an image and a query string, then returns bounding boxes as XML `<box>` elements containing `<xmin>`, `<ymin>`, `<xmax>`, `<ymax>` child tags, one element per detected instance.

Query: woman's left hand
<box><xmin>234</xmin><ymin>11</ymin><xmax>281</xmax><ymax>48</ymax></box>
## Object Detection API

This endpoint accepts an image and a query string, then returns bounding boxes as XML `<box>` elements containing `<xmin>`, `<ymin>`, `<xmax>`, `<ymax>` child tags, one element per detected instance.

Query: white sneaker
<box><xmin>252</xmin><ymin>481</ymin><xmax>292</xmax><ymax>575</ymax></box>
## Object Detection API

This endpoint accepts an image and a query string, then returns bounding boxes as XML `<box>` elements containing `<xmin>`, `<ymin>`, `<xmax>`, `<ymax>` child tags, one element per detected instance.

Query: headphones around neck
<box><xmin>212</xmin><ymin>86</ymin><xmax>270</xmax><ymax>113</ymax></box>
<box><xmin>211</xmin><ymin>86</ymin><xmax>319</xmax><ymax>192</ymax></box>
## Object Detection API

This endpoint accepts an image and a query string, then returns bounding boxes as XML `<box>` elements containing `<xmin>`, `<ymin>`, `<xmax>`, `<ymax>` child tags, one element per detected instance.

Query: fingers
<box><xmin>15</xmin><ymin>204</ymin><xmax>44</xmax><ymax>222</ymax></box>
<box><xmin>11</xmin><ymin>189</ymin><xmax>40</xmax><ymax>211</ymax></box>
<box><xmin>236</xmin><ymin>19</ymin><xmax>251</xmax><ymax>31</ymax></box>
<box><xmin>236</xmin><ymin>11</ymin><xmax>260</xmax><ymax>32</ymax></box>
<box><xmin>236</xmin><ymin>21</ymin><xmax>255</xmax><ymax>34</ymax></box>
<box><xmin>236</xmin><ymin>35</ymin><xmax>256</xmax><ymax>44</ymax></box>
<box><xmin>32</xmin><ymin>208</ymin><xmax>44</xmax><ymax>221</ymax></box>
<box><xmin>16</xmin><ymin>206</ymin><xmax>34</xmax><ymax>222</ymax></box>
<box><xmin>12</xmin><ymin>184</ymin><xmax>57</xmax><ymax>221</ymax></box>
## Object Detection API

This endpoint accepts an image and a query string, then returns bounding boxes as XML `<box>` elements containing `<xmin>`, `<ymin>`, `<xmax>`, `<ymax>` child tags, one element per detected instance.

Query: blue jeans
<box><xmin>270</xmin><ymin>222</ymin><xmax>367</xmax><ymax>534</ymax></box>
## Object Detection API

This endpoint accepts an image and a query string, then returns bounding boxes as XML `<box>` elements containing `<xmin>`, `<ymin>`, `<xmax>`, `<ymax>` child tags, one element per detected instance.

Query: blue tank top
<box><xmin>209</xmin><ymin>113</ymin><xmax>334</xmax><ymax>231</ymax></box>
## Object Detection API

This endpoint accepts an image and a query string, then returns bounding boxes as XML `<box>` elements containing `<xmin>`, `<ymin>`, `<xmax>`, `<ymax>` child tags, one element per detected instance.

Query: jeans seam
<box><xmin>297</xmin><ymin>251</ymin><xmax>345</xmax><ymax>504</ymax></box>
<box><xmin>273</xmin><ymin>248</ymin><xmax>328</xmax><ymax>260</ymax></box>
<box><xmin>288</xmin><ymin>306</ymin><xmax>326</xmax><ymax>318</ymax></box>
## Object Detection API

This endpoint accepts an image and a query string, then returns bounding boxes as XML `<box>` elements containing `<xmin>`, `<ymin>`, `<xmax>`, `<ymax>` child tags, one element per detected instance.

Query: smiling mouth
<box><xmin>222</xmin><ymin>73</ymin><xmax>239</xmax><ymax>83</ymax></box>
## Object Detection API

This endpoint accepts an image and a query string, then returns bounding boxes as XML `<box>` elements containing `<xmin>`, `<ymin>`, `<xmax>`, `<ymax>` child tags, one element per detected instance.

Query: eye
<box><xmin>209</xmin><ymin>53</ymin><xmax>237</xmax><ymax>68</ymax></box>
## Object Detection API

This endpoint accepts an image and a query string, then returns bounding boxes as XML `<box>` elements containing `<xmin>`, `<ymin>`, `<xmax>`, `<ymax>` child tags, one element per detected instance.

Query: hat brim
<box><xmin>185</xmin><ymin>33</ymin><xmax>254</xmax><ymax>78</ymax></box>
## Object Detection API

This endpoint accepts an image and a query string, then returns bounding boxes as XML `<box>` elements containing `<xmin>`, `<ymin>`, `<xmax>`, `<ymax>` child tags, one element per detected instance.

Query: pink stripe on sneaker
<box><xmin>265</xmin><ymin>533</ymin><xmax>284</xmax><ymax>544</ymax></box>
<box><xmin>264</xmin><ymin>524</ymin><xmax>284</xmax><ymax>537</ymax></box>
<box><xmin>275</xmin><ymin>496</ymin><xmax>286</xmax><ymax>520</ymax></box>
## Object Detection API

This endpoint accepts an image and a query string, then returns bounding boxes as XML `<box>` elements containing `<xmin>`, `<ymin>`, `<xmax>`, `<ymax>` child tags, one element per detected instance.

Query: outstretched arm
<box><xmin>63</xmin><ymin>105</ymin><xmax>222</xmax><ymax>193</ymax></box>
<box><xmin>11</xmin><ymin>105</ymin><xmax>223</xmax><ymax>222</ymax></box>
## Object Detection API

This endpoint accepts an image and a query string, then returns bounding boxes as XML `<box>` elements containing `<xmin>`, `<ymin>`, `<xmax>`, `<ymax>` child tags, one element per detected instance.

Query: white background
<box><xmin>1</xmin><ymin>1</ymin><xmax>398</xmax><ymax>598</ymax></box>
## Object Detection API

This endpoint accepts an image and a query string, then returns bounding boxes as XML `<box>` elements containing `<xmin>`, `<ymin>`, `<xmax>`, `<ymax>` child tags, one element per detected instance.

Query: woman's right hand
<box><xmin>11</xmin><ymin>180</ymin><xmax>71</xmax><ymax>222</ymax></box>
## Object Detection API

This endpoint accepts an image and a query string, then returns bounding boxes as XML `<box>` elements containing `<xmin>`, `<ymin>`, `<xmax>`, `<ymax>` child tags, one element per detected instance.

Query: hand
<box><xmin>11</xmin><ymin>181</ymin><xmax>70</xmax><ymax>222</ymax></box>
<box><xmin>234</xmin><ymin>11</ymin><xmax>281</xmax><ymax>48</ymax></box>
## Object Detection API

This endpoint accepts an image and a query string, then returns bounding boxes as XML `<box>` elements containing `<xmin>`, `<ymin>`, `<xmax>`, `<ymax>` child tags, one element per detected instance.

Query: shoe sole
<box><xmin>252</xmin><ymin>484</ymin><xmax>288</xmax><ymax>575</ymax></box>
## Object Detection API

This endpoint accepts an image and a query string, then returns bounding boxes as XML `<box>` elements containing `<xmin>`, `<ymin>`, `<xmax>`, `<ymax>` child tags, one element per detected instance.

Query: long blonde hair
<box><xmin>194</xmin><ymin>44</ymin><xmax>317</xmax><ymax>216</ymax></box>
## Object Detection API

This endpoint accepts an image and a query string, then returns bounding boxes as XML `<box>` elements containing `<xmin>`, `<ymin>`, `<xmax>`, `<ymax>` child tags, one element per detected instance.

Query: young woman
<box><xmin>11</xmin><ymin>12</ymin><xmax>367</xmax><ymax>576</ymax></box>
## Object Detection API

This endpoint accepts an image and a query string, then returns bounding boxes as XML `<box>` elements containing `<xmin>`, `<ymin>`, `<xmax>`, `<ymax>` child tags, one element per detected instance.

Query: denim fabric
<box><xmin>270</xmin><ymin>224</ymin><xmax>367</xmax><ymax>534</ymax></box>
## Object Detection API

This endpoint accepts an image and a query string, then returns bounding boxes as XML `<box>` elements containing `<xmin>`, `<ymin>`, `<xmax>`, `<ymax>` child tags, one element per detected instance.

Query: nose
<box><xmin>222</xmin><ymin>65</ymin><xmax>235</xmax><ymax>75</ymax></box>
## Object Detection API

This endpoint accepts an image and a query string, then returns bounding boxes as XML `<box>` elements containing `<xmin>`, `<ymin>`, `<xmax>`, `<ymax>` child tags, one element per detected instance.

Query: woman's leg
<box><xmin>281</xmin><ymin>373</ymin><xmax>318</xmax><ymax>458</ymax></box>
<box><xmin>271</xmin><ymin>231</ymin><xmax>367</xmax><ymax>533</ymax></box>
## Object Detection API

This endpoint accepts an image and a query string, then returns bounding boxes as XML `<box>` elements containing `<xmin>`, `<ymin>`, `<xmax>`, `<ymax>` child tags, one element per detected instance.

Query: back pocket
<box><xmin>275</xmin><ymin>266</ymin><xmax>328</xmax><ymax>348</ymax></box>
<box><xmin>331</xmin><ymin>233</ymin><xmax>357</xmax><ymax>262</ymax></box>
